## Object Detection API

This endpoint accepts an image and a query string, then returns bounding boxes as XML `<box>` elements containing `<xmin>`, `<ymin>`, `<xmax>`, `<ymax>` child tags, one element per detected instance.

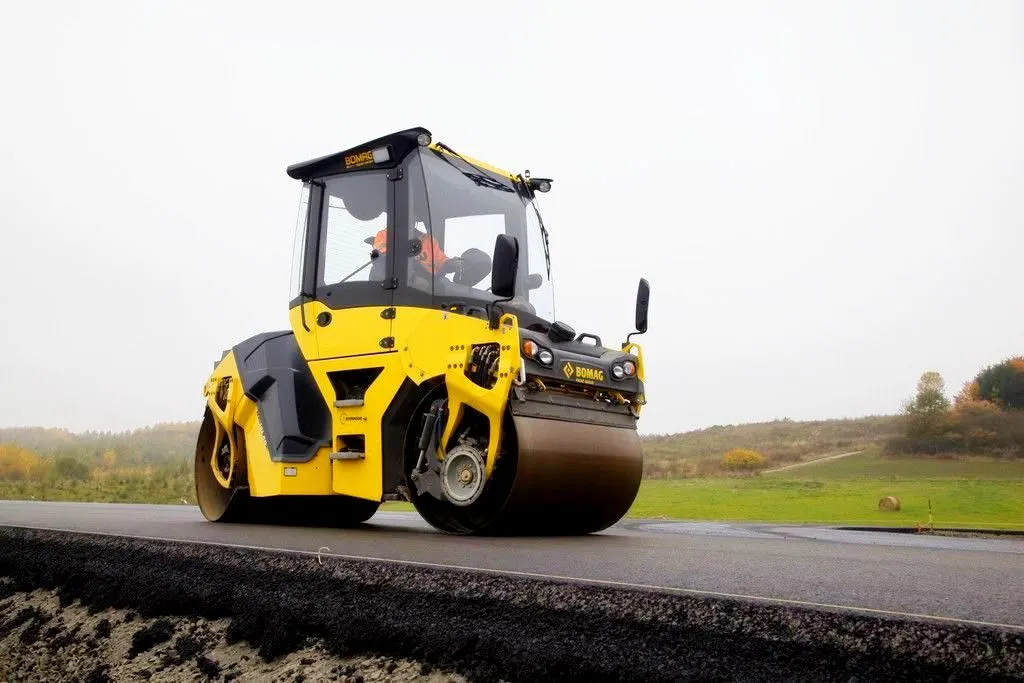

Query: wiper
<box><xmin>510</xmin><ymin>172</ymin><xmax>552</xmax><ymax>280</ymax></box>
<box><xmin>337</xmin><ymin>259</ymin><xmax>374</xmax><ymax>284</ymax></box>
<box><xmin>432</xmin><ymin>142</ymin><xmax>515</xmax><ymax>193</ymax></box>
<box><xmin>534</xmin><ymin>201</ymin><xmax>552</xmax><ymax>280</ymax></box>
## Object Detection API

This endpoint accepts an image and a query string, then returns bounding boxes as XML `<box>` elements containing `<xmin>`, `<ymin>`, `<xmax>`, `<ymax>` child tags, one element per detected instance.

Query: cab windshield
<box><xmin>408</xmin><ymin>147</ymin><xmax>556</xmax><ymax>324</ymax></box>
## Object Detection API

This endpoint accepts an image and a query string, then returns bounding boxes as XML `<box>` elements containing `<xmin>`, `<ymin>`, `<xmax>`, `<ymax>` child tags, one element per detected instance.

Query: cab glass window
<box><xmin>289</xmin><ymin>183</ymin><xmax>310</xmax><ymax>301</ymax></box>
<box><xmin>319</xmin><ymin>173</ymin><xmax>389</xmax><ymax>286</ymax></box>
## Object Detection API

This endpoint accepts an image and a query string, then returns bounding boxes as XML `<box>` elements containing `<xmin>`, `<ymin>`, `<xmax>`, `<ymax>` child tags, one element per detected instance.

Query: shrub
<box><xmin>721</xmin><ymin>448</ymin><xmax>766</xmax><ymax>471</ymax></box>
<box><xmin>54</xmin><ymin>456</ymin><xmax>89</xmax><ymax>481</ymax></box>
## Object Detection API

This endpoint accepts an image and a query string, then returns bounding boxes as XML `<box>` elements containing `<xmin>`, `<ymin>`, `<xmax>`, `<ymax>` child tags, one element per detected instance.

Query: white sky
<box><xmin>0</xmin><ymin>1</ymin><xmax>1021</xmax><ymax>436</ymax></box>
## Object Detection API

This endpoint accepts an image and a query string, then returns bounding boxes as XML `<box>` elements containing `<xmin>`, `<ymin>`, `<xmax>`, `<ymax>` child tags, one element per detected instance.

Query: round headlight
<box><xmin>537</xmin><ymin>349</ymin><xmax>553</xmax><ymax>365</ymax></box>
<box><xmin>612</xmin><ymin>365</ymin><xmax>625</xmax><ymax>379</ymax></box>
<box><xmin>416</xmin><ymin>133</ymin><xmax>431</xmax><ymax>146</ymax></box>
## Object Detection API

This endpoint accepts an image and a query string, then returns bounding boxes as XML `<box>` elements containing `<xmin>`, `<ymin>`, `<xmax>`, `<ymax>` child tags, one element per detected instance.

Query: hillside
<box><xmin>0</xmin><ymin>415</ymin><xmax>904</xmax><ymax>479</ymax></box>
<box><xmin>641</xmin><ymin>415</ymin><xmax>902</xmax><ymax>478</ymax></box>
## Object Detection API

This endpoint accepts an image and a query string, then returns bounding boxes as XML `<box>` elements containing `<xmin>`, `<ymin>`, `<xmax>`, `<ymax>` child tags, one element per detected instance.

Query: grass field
<box><xmin>626</xmin><ymin>449</ymin><xmax>1024</xmax><ymax>528</ymax></box>
<box><xmin>2</xmin><ymin>445</ymin><xmax>1021</xmax><ymax>530</ymax></box>
<box><xmin>0</xmin><ymin>475</ymin><xmax>194</xmax><ymax>506</ymax></box>
<box><xmin>770</xmin><ymin>451</ymin><xmax>1024</xmax><ymax>480</ymax></box>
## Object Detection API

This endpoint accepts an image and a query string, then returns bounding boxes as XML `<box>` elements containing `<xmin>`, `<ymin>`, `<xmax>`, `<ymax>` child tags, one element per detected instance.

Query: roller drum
<box><xmin>494</xmin><ymin>415</ymin><xmax>643</xmax><ymax>534</ymax></box>
<box><xmin>410</xmin><ymin>412</ymin><xmax>644</xmax><ymax>536</ymax></box>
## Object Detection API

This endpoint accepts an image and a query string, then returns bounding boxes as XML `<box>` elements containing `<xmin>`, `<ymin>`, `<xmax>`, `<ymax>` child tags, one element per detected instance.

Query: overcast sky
<box><xmin>1</xmin><ymin>1</ymin><xmax>1021</xmax><ymax>436</ymax></box>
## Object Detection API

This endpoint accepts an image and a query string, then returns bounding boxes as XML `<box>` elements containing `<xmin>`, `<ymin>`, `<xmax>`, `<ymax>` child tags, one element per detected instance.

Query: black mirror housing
<box><xmin>491</xmin><ymin>234</ymin><xmax>519</xmax><ymax>300</ymax></box>
<box><xmin>635</xmin><ymin>278</ymin><xmax>650</xmax><ymax>333</ymax></box>
<box><xmin>630</xmin><ymin>278</ymin><xmax>650</xmax><ymax>342</ymax></box>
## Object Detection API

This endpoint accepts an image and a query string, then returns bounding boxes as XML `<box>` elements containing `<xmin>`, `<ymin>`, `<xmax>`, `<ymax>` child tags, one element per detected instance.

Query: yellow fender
<box><xmin>201</xmin><ymin>353</ymin><xmax>241</xmax><ymax>488</ymax></box>
<box><xmin>399</xmin><ymin>310</ymin><xmax>521</xmax><ymax>480</ymax></box>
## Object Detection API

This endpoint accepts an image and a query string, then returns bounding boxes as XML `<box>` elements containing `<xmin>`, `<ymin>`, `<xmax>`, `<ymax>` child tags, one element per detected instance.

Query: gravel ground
<box><xmin>0</xmin><ymin>526</ymin><xmax>1022</xmax><ymax>682</ymax></box>
<box><xmin>0</xmin><ymin>587</ymin><xmax>458</xmax><ymax>682</ymax></box>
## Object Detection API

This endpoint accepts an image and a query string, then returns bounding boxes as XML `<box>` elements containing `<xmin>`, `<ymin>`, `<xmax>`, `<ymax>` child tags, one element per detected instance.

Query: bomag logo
<box><xmin>561</xmin><ymin>361</ymin><xmax>605</xmax><ymax>383</ymax></box>
<box><xmin>344</xmin><ymin>150</ymin><xmax>375</xmax><ymax>168</ymax></box>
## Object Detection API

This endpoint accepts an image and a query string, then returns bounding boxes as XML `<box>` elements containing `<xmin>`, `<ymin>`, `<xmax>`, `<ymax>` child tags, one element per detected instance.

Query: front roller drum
<box><xmin>409</xmin><ymin>414</ymin><xmax>643</xmax><ymax>536</ymax></box>
<box><xmin>194</xmin><ymin>409</ymin><xmax>379</xmax><ymax>527</ymax></box>
<box><xmin>494</xmin><ymin>415</ymin><xmax>644</xmax><ymax>534</ymax></box>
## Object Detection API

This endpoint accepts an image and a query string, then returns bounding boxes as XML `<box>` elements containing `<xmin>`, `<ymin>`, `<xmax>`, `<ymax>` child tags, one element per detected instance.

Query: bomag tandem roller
<box><xmin>195</xmin><ymin>127</ymin><xmax>651</xmax><ymax>535</ymax></box>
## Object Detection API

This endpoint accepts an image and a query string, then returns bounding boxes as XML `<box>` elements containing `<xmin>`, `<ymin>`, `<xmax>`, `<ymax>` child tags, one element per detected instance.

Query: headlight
<box><xmin>611</xmin><ymin>359</ymin><xmax>637</xmax><ymax>380</ymax></box>
<box><xmin>522</xmin><ymin>339</ymin><xmax>554</xmax><ymax>367</ymax></box>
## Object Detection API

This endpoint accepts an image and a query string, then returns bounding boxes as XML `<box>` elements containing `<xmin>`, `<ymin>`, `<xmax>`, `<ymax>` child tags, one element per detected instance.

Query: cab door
<box><xmin>309</xmin><ymin>170</ymin><xmax>396</xmax><ymax>359</ymax></box>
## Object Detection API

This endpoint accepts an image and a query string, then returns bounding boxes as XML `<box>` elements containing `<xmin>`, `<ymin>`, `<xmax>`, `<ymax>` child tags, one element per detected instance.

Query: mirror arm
<box><xmin>486</xmin><ymin>289</ymin><xmax>515</xmax><ymax>330</ymax></box>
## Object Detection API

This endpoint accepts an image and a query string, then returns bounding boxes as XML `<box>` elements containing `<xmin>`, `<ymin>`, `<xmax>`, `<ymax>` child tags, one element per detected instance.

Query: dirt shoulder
<box><xmin>0</xmin><ymin>586</ymin><xmax>456</xmax><ymax>682</ymax></box>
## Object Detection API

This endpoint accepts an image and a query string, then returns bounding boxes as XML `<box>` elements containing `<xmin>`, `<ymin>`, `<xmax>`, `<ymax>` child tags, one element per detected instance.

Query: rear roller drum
<box><xmin>194</xmin><ymin>409</ymin><xmax>379</xmax><ymax>527</ymax></box>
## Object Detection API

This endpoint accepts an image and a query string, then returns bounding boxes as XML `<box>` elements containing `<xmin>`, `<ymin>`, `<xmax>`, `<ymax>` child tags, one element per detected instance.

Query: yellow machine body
<box><xmin>194</xmin><ymin>128</ymin><xmax>649</xmax><ymax>535</ymax></box>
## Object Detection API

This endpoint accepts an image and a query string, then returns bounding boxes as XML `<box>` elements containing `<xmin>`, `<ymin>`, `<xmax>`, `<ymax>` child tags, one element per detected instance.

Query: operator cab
<box><xmin>287</xmin><ymin>127</ymin><xmax>556</xmax><ymax>331</ymax></box>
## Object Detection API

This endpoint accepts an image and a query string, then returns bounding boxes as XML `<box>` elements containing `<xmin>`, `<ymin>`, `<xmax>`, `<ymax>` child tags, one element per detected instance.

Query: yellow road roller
<box><xmin>195</xmin><ymin>127</ymin><xmax>651</xmax><ymax>534</ymax></box>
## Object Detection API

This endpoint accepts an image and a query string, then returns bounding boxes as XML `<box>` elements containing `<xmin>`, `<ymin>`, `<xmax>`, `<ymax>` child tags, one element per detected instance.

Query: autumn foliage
<box><xmin>887</xmin><ymin>356</ymin><xmax>1024</xmax><ymax>457</ymax></box>
<box><xmin>0</xmin><ymin>444</ymin><xmax>48</xmax><ymax>481</ymax></box>
<box><xmin>721</xmin><ymin>448</ymin><xmax>766</xmax><ymax>471</ymax></box>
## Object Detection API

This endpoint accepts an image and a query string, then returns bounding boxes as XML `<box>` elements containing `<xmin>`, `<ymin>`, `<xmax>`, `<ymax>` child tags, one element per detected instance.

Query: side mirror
<box><xmin>625</xmin><ymin>278</ymin><xmax>650</xmax><ymax>346</ymax></box>
<box><xmin>635</xmin><ymin>277</ymin><xmax>650</xmax><ymax>334</ymax></box>
<box><xmin>491</xmin><ymin>234</ymin><xmax>519</xmax><ymax>300</ymax></box>
<box><xmin>526</xmin><ymin>273</ymin><xmax>543</xmax><ymax>290</ymax></box>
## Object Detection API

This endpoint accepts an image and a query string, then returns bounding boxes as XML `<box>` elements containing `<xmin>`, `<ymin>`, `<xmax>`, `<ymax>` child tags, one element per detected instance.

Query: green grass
<box><xmin>0</xmin><ymin>476</ymin><xmax>194</xmax><ymax>505</ymax></box>
<box><xmin>627</xmin><ymin>450</ymin><xmax>1024</xmax><ymax>528</ymax></box>
<box><xmin>4</xmin><ymin>450</ymin><xmax>1022</xmax><ymax>530</ymax></box>
<box><xmin>380</xmin><ymin>452</ymin><xmax>1024</xmax><ymax>528</ymax></box>
<box><xmin>770</xmin><ymin>451</ymin><xmax>1024</xmax><ymax>480</ymax></box>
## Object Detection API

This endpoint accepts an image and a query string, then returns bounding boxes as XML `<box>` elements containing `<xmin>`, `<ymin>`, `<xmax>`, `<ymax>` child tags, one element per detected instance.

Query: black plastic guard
<box><xmin>232</xmin><ymin>331</ymin><xmax>330</xmax><ymax>462</ymax></box>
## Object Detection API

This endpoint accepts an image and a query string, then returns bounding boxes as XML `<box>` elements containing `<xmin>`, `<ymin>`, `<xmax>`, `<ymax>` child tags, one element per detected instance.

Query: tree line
<box><xmin>0</xmin><ymin>422</ymin><xmax>198</xmax><ymax>495</ymax></box>
<box><xmin>888</xmin><ymin>356</ymin><xmax>1024</xmax><ymax>457</ymax></box>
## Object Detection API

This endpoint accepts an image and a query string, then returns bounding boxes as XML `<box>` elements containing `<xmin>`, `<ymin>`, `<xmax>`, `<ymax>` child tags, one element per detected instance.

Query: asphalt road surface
<box><xmin>1</xmin><ymin>500</ymin><xmax>1021</xmax><ymax>630</ymax></box>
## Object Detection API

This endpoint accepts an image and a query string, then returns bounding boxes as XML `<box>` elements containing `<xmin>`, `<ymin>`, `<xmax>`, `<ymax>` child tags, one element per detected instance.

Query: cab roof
<box><xmin>285</xmin><ymin>126</ymin><xmax>519</xmax><ymax>182</ymax></box>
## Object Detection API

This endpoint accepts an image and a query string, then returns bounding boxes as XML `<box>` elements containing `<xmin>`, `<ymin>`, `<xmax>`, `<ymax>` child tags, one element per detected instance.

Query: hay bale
<box><xmin>878</xmin><ymin>495</ymin><xmax>901</xmax><ymax>512</ymax></box>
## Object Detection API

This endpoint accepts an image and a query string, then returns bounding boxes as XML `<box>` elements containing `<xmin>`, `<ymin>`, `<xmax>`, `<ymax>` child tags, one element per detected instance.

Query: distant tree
<box><xmin>973</xmin><ymin>357</ymin><xmax>1024</xmax><ymax>410</ymax></box>
<box><xmin>901</xmin><ymin>371</ymin><xmax>951</xmax><ymax>439</ymax></box>
<box><xmin>954</xmin><ymin>380</ymin><xmax>981</xmax><ymax>408</ymax></box>
<box><xmin>54</xmin><ymin>456</ymin><xmax>90</xmax><ymax>481</ymax></box>
<box><xmin>101</xmin><ymin>448</ymin><xmax>117</xmax><ymax>469</ymax></box>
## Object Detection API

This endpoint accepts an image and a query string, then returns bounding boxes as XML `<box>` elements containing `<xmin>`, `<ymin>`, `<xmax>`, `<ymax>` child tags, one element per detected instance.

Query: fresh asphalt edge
<box><xmin>836</xmin><ymin>526</ymin><xmax>1024</xmax><ymax>537</ymax></box>
<box><xmin>0</xmin><ymin>526</ymin><xmax>1021</xmax><ymax>682</ymax></box>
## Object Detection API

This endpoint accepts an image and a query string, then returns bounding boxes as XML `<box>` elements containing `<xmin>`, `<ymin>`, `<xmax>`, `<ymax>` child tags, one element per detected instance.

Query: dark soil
<box><xmin>129</xmin><ymin>617</ymin><xmax>175</xmax><ymax>656</ymax></box>
<box><xmin>0</xmin><ymin>589</ymin><xmax>448</xmax><ymax>682</ymax></box>
<box><xmin>1</xmin><ymin>526</ymin><xmax>1022</xmax><ymax>682</ymax></box>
